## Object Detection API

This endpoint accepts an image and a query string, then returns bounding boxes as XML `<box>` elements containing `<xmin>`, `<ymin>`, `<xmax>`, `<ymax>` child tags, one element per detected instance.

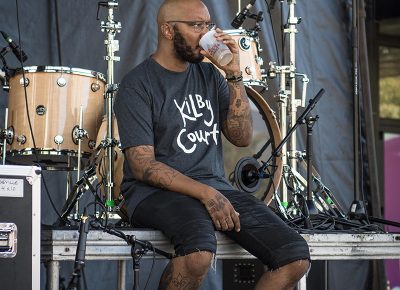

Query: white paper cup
<box><xmin>199</xmin><ymin>30</ymin><xmax>233</xmax><ymax>66</ymax></box>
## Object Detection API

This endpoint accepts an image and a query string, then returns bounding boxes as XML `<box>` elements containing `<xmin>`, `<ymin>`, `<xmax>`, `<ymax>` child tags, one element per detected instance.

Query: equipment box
<box><xmin>0</xmin><ymin>165</ymin><xmax>41</xmax><ymax>290</ymax></box>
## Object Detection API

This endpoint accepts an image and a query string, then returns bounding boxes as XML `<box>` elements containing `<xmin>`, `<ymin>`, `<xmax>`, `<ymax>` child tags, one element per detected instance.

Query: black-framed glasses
<box><xmin>166</xmin><ymin>21</ymin><xmax>216</xmax><ymax>33</ymax></box>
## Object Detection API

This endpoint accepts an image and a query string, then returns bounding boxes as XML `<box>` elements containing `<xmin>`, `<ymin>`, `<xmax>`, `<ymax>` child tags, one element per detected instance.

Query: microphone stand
<box><xmin>259</xmin><ymin>89</ymin><xmax>324</xmax><ymax>175</ymax></box>
<box><xmin>90</xmin><ymin>220</ymin><xmax>173</xmax><ymax>290</ymax></box>
<box><xmin>256</xmin><ymin>89</ymin><xmax>325</xmax><ymax>222</ymax></box>
<box><xmin>67</xmin><ymin>208</ymin><xmax>91</xmax><ymax>290</ymax></box>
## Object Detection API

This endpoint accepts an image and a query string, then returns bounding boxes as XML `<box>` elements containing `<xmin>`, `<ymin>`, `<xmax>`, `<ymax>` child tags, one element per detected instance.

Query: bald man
<box><xmin>114</xmin><ymin>0</ymin><xmax>310</xmax><ymax>289</ymax></box>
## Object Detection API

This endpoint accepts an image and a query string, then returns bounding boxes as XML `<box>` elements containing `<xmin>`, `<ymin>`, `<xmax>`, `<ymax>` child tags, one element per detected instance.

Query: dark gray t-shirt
<box><xmin>114</xmin><ymin>57</ymin><xmax>233</xmax><ymax>214</ymax></box>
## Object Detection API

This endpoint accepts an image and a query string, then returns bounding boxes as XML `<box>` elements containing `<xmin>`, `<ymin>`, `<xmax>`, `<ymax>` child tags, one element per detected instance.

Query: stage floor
<box><xmin>41</xmin><ymin>229</ymin><xmax>400</xmax><ymax>290</ymax></box>
<box><xmin>42</xmin><ymin>229</ymin><xmax>400</xmax><ymax>261</ymax></box>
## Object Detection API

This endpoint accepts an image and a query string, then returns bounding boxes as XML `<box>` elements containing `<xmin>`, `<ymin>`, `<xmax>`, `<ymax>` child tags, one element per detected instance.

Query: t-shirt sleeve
<box><xmin>114</xmin><ymin>79</ymin><xmax>154</xmax><ymax>151</ymax></box>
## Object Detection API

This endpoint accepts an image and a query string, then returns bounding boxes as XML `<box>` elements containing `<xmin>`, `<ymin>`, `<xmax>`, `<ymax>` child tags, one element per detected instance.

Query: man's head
<box><xmin>157</xmin><ymin>0</ymin><xmax>213</xmax><ymax>63</ymax></box>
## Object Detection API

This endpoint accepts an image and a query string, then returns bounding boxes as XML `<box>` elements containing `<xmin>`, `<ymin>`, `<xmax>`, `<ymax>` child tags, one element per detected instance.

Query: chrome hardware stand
<box><xmin>0</xmin><ymin>108</ymin><xmax>14</xmax><ymax>165</ymax></box>
<box><xmin>72</xmin><ymin>106</ymin><xmax>88</xmax><ymax>216</ymax></box>
<box><xmin>267</xmin><ymin>0</ymin><xmax>309</xmax><ymax>208</ymax></box>
<box><xmin>1</xmin><ymin>108</ymin><xmax>8</xmax><ymax>164</ymax></box>
<box><xmin>98</xmin><ymin>1</ymin><xmax>121</xmax><ymax>212</ymax></box>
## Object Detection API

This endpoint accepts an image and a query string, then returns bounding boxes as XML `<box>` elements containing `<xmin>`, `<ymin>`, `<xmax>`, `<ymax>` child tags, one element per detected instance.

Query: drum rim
<box><xmin>6</xmin><ymin>148</ymin><xmax>92</xmax><ymax>157</ymax></box>
<box><xmin>223</xmin><ymin>29</ymin><xmax>253</xmax><ymax>36</ymax></box>
<box><xmin>13</xmin><ymin>66</ymin><xmax>106</xmax><ymax>82</ymax></box>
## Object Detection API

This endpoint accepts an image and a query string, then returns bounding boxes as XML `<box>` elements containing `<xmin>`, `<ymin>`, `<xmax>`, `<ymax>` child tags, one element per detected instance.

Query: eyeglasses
<box><xmin>166</xmin><ymin>21</ymin><xmax>216</xmax><ymax>33</ymax></box>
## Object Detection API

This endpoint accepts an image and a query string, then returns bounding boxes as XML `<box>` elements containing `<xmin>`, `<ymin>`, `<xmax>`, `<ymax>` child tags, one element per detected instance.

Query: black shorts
<box><xmin>132</xmin><ymin>189</ymin><xmax>310</xmax><ymax>270</ymax></box>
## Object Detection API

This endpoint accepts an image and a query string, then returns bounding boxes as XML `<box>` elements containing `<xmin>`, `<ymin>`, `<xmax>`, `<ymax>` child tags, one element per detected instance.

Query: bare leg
<box><xmin>254</xmin><ymin>259</ymin><xmax>310</xmax><ymax>290</ymax></box>
<box><xmin>158</xmin><ymin>251</ymin><xmax>214</xmax><ymax>290</ymax></box>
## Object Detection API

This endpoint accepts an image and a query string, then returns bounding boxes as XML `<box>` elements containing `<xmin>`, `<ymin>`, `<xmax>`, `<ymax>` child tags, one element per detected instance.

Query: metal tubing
<box><xmin>47</xmin><ymin>260</ymin><xmax>60</xmax><ymax>290</ymax></box>
<box><xmin>2</xmin><ymin>108</ymin><xmax>8</xmax><ymax>164</ymax></box>
<box><xmin>100</xmin><ymin>1</ymin><xmax>121</xmax><ymax>212</ymax></box>
<box><xmin>117</xmin><ymin>260</ymin><xmax>126</xmax><ymax>290</ymax></box>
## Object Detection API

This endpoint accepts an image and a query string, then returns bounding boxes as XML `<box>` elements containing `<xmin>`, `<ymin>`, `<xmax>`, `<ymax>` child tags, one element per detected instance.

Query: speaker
<box><xmin>0</xmin><ymin>165</ymin><xmax>41</xmax><ymax>290</ymax></box>
<box><xmin>223</xmin><ymin>259</ymin><xmax>264</xmax><ymax>289</ymax></box>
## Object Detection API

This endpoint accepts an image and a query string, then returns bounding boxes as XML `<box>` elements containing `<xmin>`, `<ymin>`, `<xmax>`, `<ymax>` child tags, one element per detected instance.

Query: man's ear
<box><xmin>161</xmin><ymin>23</ymin><xmax>174</xmax><ymax>40</ymax></box>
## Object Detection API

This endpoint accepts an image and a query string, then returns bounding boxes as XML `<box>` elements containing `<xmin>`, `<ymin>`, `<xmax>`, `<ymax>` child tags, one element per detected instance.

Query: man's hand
<box><xmin>202</xmin><ymin>187</ymin><xmax>241</xmax><ymax>232</ymax></box>
<box><xmin>200</xmin><ymin>28</ymin><xmax>241</xmax><ymax>74</ymax></box>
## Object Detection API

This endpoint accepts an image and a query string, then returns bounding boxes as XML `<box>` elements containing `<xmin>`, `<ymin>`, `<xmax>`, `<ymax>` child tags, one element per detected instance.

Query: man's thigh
<box><xmin>132</xmin><ymin>190</ymin><xmax>217</xmax><ymax>256</ymax></box>
<box><xmin>221</xmin><ymin>190</ymin><xmax>310</xmax><ymax>270</ymax></box>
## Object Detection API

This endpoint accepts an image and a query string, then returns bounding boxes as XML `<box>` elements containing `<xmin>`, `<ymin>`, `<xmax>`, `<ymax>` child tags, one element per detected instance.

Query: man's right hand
<box><xmin>202</xmin><ymin>187</ymin><xmax>241</xmax><ymax>232</ymax></box>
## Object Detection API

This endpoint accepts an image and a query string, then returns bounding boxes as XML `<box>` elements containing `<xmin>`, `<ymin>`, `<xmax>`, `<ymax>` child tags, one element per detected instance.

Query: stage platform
<box><xmin>41</xmin><ymin>229</ymin><xmax>400</xmax><ymax>290</ymax></box>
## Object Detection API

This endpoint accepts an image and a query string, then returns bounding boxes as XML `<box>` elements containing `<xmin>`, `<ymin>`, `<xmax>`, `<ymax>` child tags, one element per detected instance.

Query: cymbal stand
<box><xmin>97</xmin><ymin>1</ymin><xmax>121</xmax><ymax>212</ymax></box>
<box><xmin>267</xmin><ymin>0</ymin><xmax>308</xmax><ymax>209</ymax></box>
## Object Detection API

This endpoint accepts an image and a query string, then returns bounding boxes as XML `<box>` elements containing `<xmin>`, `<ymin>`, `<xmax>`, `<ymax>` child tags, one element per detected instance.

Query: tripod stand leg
<box><xmin>117</xmin><ymin>260</ymin><xmax>126</xmax><ymax>290</ymax></box>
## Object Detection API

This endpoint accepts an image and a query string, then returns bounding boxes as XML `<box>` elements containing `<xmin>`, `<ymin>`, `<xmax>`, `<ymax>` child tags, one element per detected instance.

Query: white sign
<box><xmin>0</xmin><ymin>178</ymin><xmax>24</xmax><ymax>197</ymax></box>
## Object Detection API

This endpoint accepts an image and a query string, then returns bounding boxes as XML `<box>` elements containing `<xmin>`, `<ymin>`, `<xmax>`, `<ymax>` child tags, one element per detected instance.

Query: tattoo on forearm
<box><xmin>225</xmin><ymin>81</ymin><xmax>253</xmax><ymax>144</ymax></box>
<box><xmin>126</xmin><ymin>146</ymin><xmax>178</xmax><ymax>189</ymax></box>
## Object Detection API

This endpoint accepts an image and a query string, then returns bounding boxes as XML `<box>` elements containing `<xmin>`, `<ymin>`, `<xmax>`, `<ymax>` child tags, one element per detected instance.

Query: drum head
<box><xmin>223</xmin><ymin>86</ymin><xmax>282</xmax><ymax>204</ymax></box>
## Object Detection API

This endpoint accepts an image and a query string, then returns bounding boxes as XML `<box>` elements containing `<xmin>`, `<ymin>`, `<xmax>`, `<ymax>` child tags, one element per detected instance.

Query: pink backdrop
<box><xmin>384</xmin><ymin>134</ymin><xmax>400</xmax><ymax>288</ymax></box>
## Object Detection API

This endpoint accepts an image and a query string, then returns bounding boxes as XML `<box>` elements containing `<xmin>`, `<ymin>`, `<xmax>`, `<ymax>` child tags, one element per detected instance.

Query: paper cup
<box><xmin>199</xmin><ymin>30</ymin><xmax>233</xmax><ymax>66</ymax></box>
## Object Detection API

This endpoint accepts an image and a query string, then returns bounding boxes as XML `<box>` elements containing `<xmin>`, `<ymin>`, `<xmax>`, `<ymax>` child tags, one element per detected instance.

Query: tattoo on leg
<box><xmin>159</xmin><ymin>262</ymin><xmax>203</xmax><ymax>290</ymax></box>
<box><xmin>172</xmin><ymin>273</ymin><xmax>202</xmax><ymax>290</ymax></box>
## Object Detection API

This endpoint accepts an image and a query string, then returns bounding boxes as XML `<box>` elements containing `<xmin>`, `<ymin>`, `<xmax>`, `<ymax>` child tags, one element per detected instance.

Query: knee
<box><xmin>282</xmin><ymin>259</ymin><xmax>310</xmax><ymax>286</ymax></box>
<box><xmin>182</xmin><ymin>251</ymin><xmax>214</xmax><ymax>277</ymax></box>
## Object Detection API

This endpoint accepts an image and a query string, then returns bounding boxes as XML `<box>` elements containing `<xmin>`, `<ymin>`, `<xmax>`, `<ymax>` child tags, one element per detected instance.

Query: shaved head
<box><xmin>157</xmin><ymin>0</ymin><xmax>210</xmax><ymax>25</ymax></box>
<box><xmin>153</xmin><ymin>0</ymin><xmax>211</xmax><ymax>69</ymax></box>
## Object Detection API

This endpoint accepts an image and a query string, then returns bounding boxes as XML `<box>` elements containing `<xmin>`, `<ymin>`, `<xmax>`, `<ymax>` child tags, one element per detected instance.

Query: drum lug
<box><xmin>16</xmin><ymin>134</ymin><xmax>26</xmax><ymax>145</ymax></box>
<box><xmin>88</xmin><ymin>139</ymin><xmax>96</xmax><ymax>149</ymax></box>
<box><xmin>0</xmin><ymin>126</ymin><xmax>14</xmax><ymax>145</ymax></box>
<box><xmin>72</xmin><ymin>125</ymin><xmax>88</xmax><ymax>145</ymax></box>
<box><xmin>57</xmin><ymin>77</ymin><xmax>67</xmax><ymax>87</ymax></box>
<box><xmin>91</xmin><ymin>83</ymin><xmax>101</xmax><ymax>92</ymax></box>
<box><xmin>19</xmin><ymin>77</ymin><xmax>29</xmax><ymax>87</ymax></box>
<box><xmin>245</xmin><ymin>66</ymin><xmax>256</xmax><ymax>77</ymax></box>
<box><xmin>54</xmin><ymin>135</ymin><xmax>64</xmax><ymax>145</ymax></box>
<box><xmin>256</xmin><ymin>56</ymin><xmax>264</xmax><ymax>67</ymax></box>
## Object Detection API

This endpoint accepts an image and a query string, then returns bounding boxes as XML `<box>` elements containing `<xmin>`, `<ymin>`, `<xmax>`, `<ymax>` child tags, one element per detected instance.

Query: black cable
<box><xmin>15</xmin><ymin>0</ymin><xmax>64</xmax><ymax>222</ymax></box>
<box><xmin>143</xmin><ymin>244</ymin><xmax>156</xmax><ymax>290</ymax></box>
<box><xmin>54</xmin><ymin>0</ymin><xmax>63</xmax><ymax>66</ymax></box>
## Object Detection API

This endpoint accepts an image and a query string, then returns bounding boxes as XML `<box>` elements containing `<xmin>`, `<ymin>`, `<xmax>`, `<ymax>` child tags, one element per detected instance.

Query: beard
<box><xmin>173</xmin><ymin>27</ymin><xmax>204</xmax><ymax>63</ymax></box>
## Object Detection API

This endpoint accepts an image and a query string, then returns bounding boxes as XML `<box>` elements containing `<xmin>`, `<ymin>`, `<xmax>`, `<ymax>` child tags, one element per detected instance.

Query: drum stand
<box><xmin>56</xmin><ymin>1</ymin><xmax>122</xmax><ymax>225</ymax></box>
<box><xmin>69</xmin><ymin>106</ymin><xmax>89</xmax><ymax>219</ymax></box>
<box><xmin>0</xmin><ymin>48</ymin><xmax>11</xmax><ymax>164</ymax></box>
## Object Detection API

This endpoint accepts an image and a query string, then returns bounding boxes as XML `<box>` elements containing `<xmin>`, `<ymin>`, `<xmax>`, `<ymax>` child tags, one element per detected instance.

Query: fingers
<box><xmin>203</xmin><ymin>189</ymin><xmax>240</xmax><ymax>232</ymax></box>
<box><xmin>215</xmin><ymin>212</ymin><xmax>240</xmax><ymax>232</ymax></box>
<box><xmin>231</xmin><ymin>211</ymin><xmax>241</xmax><ymax>232</ymax></box>
<box><xmin>214</xmin><ymin>219</ymin><xmax>222</xmax><ymax>231</ymax></box>
<box><xmin>213</xmin><ymin>29</ymin><xmax>238</xmax><ymax>53</ymax></box>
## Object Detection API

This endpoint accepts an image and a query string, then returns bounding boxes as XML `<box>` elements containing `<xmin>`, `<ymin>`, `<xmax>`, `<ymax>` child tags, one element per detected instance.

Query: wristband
<box><xmin>226</xmin><ymin>71</ymin><xmax>243</xmax><ymax>83</ymax></box>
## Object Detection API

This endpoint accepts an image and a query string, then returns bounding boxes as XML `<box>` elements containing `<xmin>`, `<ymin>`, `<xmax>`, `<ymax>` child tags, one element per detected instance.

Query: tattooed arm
<box><xmin>202</xmin><ymin>28</ymin><xmax>253</xmax><ymax>147</ymax></box>
<box><xmin>222</xmin><ymin>77</ymin><xmax>253</xmax><ymax>147</ymax></box>
<box><xmin>125</xmin><ymin>145</ymin><xmax>241</xmax><ymax>232</ymax></box>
